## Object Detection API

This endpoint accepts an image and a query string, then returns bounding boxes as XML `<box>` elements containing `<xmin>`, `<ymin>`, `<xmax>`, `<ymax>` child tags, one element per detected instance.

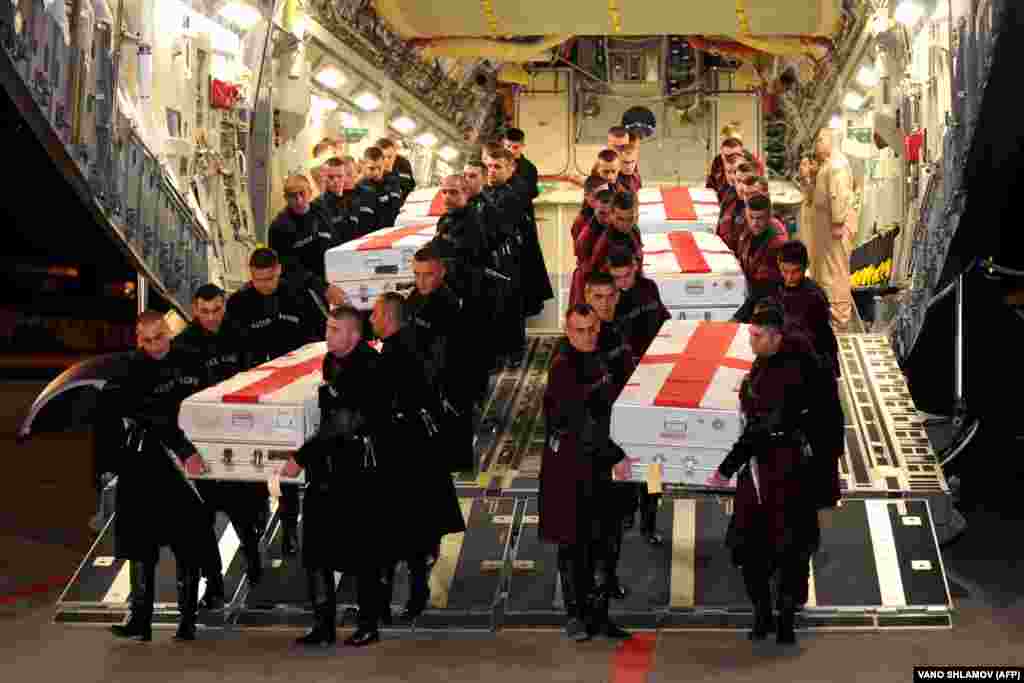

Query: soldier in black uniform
<box><xmin>268</xmin><ymin>174</ymin><xmax>347</xmax><ymax>311</ymax></box>
<box><xmin>504</xmin><ymin>127</ymin><xmax>555</xmax><ymax>318</ymax></box>
<box><xmin>405</xmin><ymin>244</ymin><xmax>476</xmax><ymax>474</ymax></box>
<box><xmin>434</xmin><ymin>174</ymin><xmax>496</xmax><ymax>404</ymax></box>
<box><xmin>350</xmin><ymin>147</ymin><xmax>403</xmax><ymax>238</ymax></box>
<box><xmin>482</xmin><ymin>145</ymin><xmax>528</xmax><ymax>368</ymax></box>
<box><xmin>371</xmin><ymin>292</ymin><xmax>467</xmax><ymax>622</ymax></box>
<box><xmin>463</xmin><ymin>160</ymin><xmax>487</xmax><ymax>212</ymax></box>
<box><xmin>172</xmin><ymin>284</ymin><xmax>267</xmax><ymax>609</ymax></box>
<box><xmin>583</xmin><ymin>272</ymin><xmax>638</xmax><ymax>600</ymax></box>
<box><xmin>279</xmin><ymin>306</ymin><xmax>391</xmax><ymax>647</ymax></box>
<box><xmin>99</xmin><ymin>312</ymin><xmax>208</xmax><ymax>642</ymax></box>
<box><xmin>222</xmin><ymin>248</ymin><xmax>325</xmax><ymax>556</ymax></box>
<box><xmin>310</xmin><ymin>157</ymin><xmax>359</xmax><ymax>244</ymax></box>
<box><xmin>378</xmin><ymin>138</ymin><xmax>416</xmax><ymax>204</ymax></box>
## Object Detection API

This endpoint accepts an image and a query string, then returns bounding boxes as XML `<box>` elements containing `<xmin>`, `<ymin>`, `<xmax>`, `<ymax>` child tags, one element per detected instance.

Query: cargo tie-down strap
<box><xmin>630</xmin><ymin>321</ymin><xmax>753</xmax><ymax>408</ymax></box>
<box><xmin>221</xmin><ymin>354</ymin><xmax>326</xmax><ymax>404</ymax></box>
<box><xmin>428</xmin><ymin>190</ymin><xmax>446</xmax><ymax>216</ymax></box>
<box><xmin>356</xmin><ymin>224</ymin><xmax>434</xmax><ymax>251</ymax></box>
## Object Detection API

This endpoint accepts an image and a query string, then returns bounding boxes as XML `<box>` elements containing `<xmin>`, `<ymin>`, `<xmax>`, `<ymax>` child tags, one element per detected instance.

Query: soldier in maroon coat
<box><xmin>737</xmin><ymin>193</ymin><xmax>788</xmax><ymax>304</ymax></box>
<box><xmin>707</xmin><ymin>303</ymin><xmax>842</xmax><ymax>646</ymax></box>
<box><xmin>609</xmin><ymin>248</ymin><xmax>671</xmax><ymax>362</ymax></box>
<box><xmin>717</xmin><ymin>161</ymin><xmax>758</xmax><ymax>254</ymax></box>
<box><xmin>569</xmin><ymin>186</ymin><xmax>614</xmax><ymax>306</ymax></box>
<box><xmin>734</xmin><ymin>241</ymin><xmax>840</xmax><ymax>378</ymax></box>
<box><xmin>589</xmin><ymin>191</ymin><xmax>644</xmax><ymax>276</ymax></box>
<box><xmin>540</xmin><ymin>304</ymin><xmax>632</xmax><ymax>642</ymax></box>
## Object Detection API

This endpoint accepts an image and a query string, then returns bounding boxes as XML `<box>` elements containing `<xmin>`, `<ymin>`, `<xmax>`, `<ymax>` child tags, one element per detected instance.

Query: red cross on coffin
<box><xmin>611</xmin><ymin>321</ymin><xmax>755</xmax><ymax>453</ymax></box>
<box><xmin>177</xmin><ymin>343</ymin><xmax>329</xmax><ymax>484</ymax></box>
<box><xmin>395</xmin><ymin>187</ymin><xmax>445</xmax><ymax>227</ymax></box>
<box><xmin>640</xmin><ymin>231</ymin><xmax>746</xmax><ymax>309</ymax></box>
<box><xmin>635</xmin><ymin>187</ymin><xmax>721</xmax><ymax>235</ymax></box>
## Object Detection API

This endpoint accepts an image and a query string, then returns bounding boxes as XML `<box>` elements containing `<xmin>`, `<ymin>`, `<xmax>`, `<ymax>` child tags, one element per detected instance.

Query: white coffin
<box><xmin>396</xmin><ymin>188</ymin><xmax>444</xmax><ymax>227</ymax></box>
<box><xmin>618</xmin><ymin>448</ymin><xmax>736</xmax><ymax>487</ymax></box>
<box><xmin>179</xmin><ymin>343</ymin><xmax>329</xmax><ymax>483</ymax></box>
<box><xmin>611</xmin><ymin>320</ymin><xmax>753</xmax><ymax>451</ymax></box>
<box><xmin>636</xmin><ymin>187</ymin><xmax>721</xmax><ymax>234</ymax></box>
<box><xmin>642</xmin><ymin>231</ymin><xmax>746</xmax><ymax>308</ymax></box>
<box><xmin>667</xmin><ymin>305</ymin><xmax>740</xmax><ymax>322</ymax></box>
<box><xmin>336</xmin><ymin>277</ymin><xmax>415</xmax><ymax>311</ymax></box>
<box><xmin>325</xmin><ymin>224</ymin><xmax>437</xmax><ymax>281</ymax></box>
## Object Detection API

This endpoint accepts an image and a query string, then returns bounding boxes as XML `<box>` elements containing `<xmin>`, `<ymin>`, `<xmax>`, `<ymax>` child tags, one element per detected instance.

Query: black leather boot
<box><xmin>557</xmin><ymin>551</ymin><xmax>590</xmax><ymax>642</ymax></box>
<box><xmin>749</xmin><ymin>600</ymin><xmax>775</xmax><ymax>641</ymax></box>
<box><xmin>174</xmin><ymin>564</ymin><xmax>200</xmax><ymax>641</ymax></box>
<box><xmin>586</xmin><ymin>587</ymin><xmax>631</xmax><ymax>640</ymax></box>
<box><xmin>641</xmin><ymin>494</ymin><xmax>664</xmax><ymax>545</ymax></box>
<box><xmin>198</xmin><ymin>570</ymin><xmax>226</xmax><ymax>611</ymax></box>
<box><xmin>401</xmin><ymin>556</ymin><xmax>430</xmax><ymax>621</ymax></box>
<box><xmin>296</xmin><ymin>569</ymin><xmax>336</xmax><ymax>646</ymax></box>
<box><xmin>346</xmin><ymin>569</ymin><xmax>381</xmax><ymax>647</ymax></box>
<box><xmin>243</xmin><ymin>526</ymin><xmax>263</xmax><ymax>586</ymax></box>
<box><xmin>776</xmin><ymin>608</ymin><xmax>797</xmax><ymax>645</ymax></box>
<box><xmin>379</xmin><ymin>562</ymin><xmax>396</xmax><ymax>626</ymax></box>
<box><xmin>111</xmin><ymin>560</ymin><xmax>154</xmax><ymax>642</ymax></box>
<box><xmin>281</xmin><ymin>518</ymin><xmax>299</xmax><ymax>558</ymax></box>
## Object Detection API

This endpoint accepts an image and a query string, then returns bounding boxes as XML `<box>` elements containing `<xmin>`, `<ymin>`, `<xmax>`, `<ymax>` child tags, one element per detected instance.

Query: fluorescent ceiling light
<box><xmin>311</xmin><ymin>94</ymin><xmax>339</xmax><ymax>112</ymax></box>
<box><xmin>829</xmin><ymin>115</ymin><xmax>843</xmax><ymax>129</ymax></box>
<box><xmin>415</xmin><ymin>132</ymin><xmax>438</xmax><ymax>147</ymax></box>
<box><xmin>438</xmin><ymin>146</ymin><xmax>459</xmax><ymax>162</ymax></box>
<box><xmin>843</xmin><ymin>91</ymin><xmax>865</xmax><ymax>110</ymax></box>
<box><xmin>856</xmin><ymin>66</ymin><xmax>880</xmax><ymax>88</ymax></box>
<box><xmin>353</xmin><ymin>91</ymin><xmax>381</xmax><ymax>111</ymax></box>
<box><xmin>894</xmin><ymin>1</ymin><xmax>924</xmax><ymax>26</ymax></box>
<box><xmin>314</xmin><ymin>64</ymin><xmax>346</xmax><ymax>90</ymax></box>
<box><xmin>390</xmin><ymin>116</ymin><xmax>418</xmax><ymax>134</ymax></box>
<box><xmin>217</xmin><ymin>1</ymin><xmax>262</xmax><ymax>30</ymax></box>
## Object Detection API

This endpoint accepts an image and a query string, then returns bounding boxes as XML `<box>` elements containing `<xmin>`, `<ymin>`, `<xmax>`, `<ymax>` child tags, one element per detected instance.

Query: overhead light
<box><xmin>313</xmin><ymin>64</ymin><xmax>346</xmax><ymax>90</ymax></box>
<box><xmin>339</xmin><ymin>111</ymin><xmax>359</xmax><ymax>128</ymax></box>
<box><xmin>843</xmin><ymin>91</ymin><xmax>866</xmax><ymax>110</ymax></box>
<box><xmin>829</xmin><ymin>115</ymin><xmax>843</xmax><ymax>129</ymax></box>
<box><xmin>353</xmin><ymin>91</ymin><xmax>381</xmax><ymax>111</ymax></box>
<box><xmin>438</xmin><ymin>146</ymin><xmax>459</xmax><ymax>162</ymax></box>
<box><xmin>311</xmin><ymin>94</ymin><xmax>339</xmax><ymax>115</ymax></box>
<box><xmin>894</xmin><ymin>1</ymin><xmax>924</xmax><ymax>26</ymax></box>
<box><xmin>856</xmin><ymin>65</ymin><xmax>880</xmax><ymax>88</ymax></box>
<box><xmin>217</xmin><ymin>1</ymin><xmax>263</xmax><ymax>30</ymax></box>
<box><xmin>415</xmin><ymin>132</ymin><xmax>438</xmax><ymax>147</ymax></box>
<box><xmin>390</xmin><ymin>116</ymin><xmax>418</xmax><ymax>135</ymax></box>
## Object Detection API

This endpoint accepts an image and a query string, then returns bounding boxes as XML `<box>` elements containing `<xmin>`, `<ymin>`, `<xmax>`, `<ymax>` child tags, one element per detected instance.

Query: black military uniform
<box><xmin>481</xmin><ymin>182</ymin><xmax>527</xmax><ymax>365</ymax></box>
<box><xmin>388</xmin><ymin>154</ymin><xmax>417</xmax><ymax>204</ymax></box>
<box><xmin>350</xmin><ymin>176</ymin><xmax>403</xmax><ymax>239</ymax></box>
<box><xmin>311</xmin><ymin>189</ymin><xmax>358</xmax><ymax>244</ymax></box>
<box><xmin>596</xmin><ymin>322</ymin><xmax>639</xmax><ymax>599</ymax></box>
<box><xmin>222</xmin><ymin>277</ymin><xmax>325</xmax><ymax>555</ymax></box>
<box><xmin>435</xmin><ymin>205</ymin><xmax>495</xmax><ymax>403</ymax></box>
<box><xmin>378</xmin><ymin>323</ymin><xmax>467</xmax><ymax>619</ymax></box>
<box><xmin>96</xmin><ymin>348</ymin><xmax>209</xmax><ymax>641</ymax></box>
<box><xmin>510</xmin><ymin>156</ymin><xmax>555</xmax><ymax>317</ymax></box>
<box><xmin>405</xmin><ymin>283</ymin><xmax>475</xmax><ymax>474</ymax></box>
<box><xmin>172</xmin><ymin>322</ymin><xmax>267</xmax><ymax>601</ymax></box>
<box><xmin>294</xmin><ymin>341</ymin><xmax>391</xmax><ymax>646</ymax></box>
<box><xmin>267</xmin><ymin>207</ymin><xmax>340</xmax><ymax>308</ymax></box>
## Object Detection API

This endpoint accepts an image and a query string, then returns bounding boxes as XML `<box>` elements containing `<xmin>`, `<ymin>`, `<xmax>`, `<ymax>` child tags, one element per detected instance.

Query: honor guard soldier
<box><xmin>706</xmin><ymin>303</ymin><xmax>843</xmax><ymax>645</ymax></box>
<box><xmin>279</xmin><ymin>307</ymin><xmax>392</xmax><ymax>647</ymax></box>
<box><xmin>540</xmin><ymin>304</ymin><xmax>632</xmax><ymax>642</ymax></box>
<box><xmin>733</xmin><ymin>241</ymin><xmax>840</xmax><ymax>377</ymax></box>
<box><xmin>504</xmin><ymin>127</ymin><xmax>554</xmax><ymax>318</ymax></box>
<box><xmin>569</xmin><ymin>183</ymin><xmax>613</xmax><ymax>306</ymax></box>
<box><xmin>350</xmin><ymin>146</ymin><xmax>403</xmax><ymax>238</ymax></box>
<box><xmin>717</xmin><ymin>161</ymin><xmax>755</xmax><ymax>254</ymax></box>
<box><xmin>222</xmin><ymin>248</ymin><xmax>326</xmax><ymax>556</ymax></box>
<box><xmin>378</xmin><ymin>138</ymin><xmax>416</xmax><ymax>204</ymax></box>
<box><xmin>736</xmin><ymin>194</ymin><xmax>789</xmax><ymax>307</ymax></box>
<box><xmin>99</xmin><ymin>312</ymin><xmax>209</xmax><ymax>642</ymax></box>
<box><xmin>617</xmin><ymin>139</ymin><xmax>643</xmax><ymax>194</ymax></box>
<box><xmin>434</xmin><ymin>174</ymin><xmax>497</xmax><ymax>402</ymax></box>
<box><xmin>463</xmin><ymin>160</ymin><xmax>487</xmax><ymax>211</ymax></box>
<box><xmin>172</xmin><ymin>284</ymin><xmax>267</xmax><ymax>608</ymax></box>
<box><xmin>589</xmin><ymin>191</ymin><xmax>644</xmax><ymax>276</ymax></box>
<box><xmin>372</xmin><ymin>293</ymin><xmax>467</xmax><ymax>622</ymax></box>
<box><xmin>406</xmin><ymin>244</ymin><xmax>476</xmax><ymax>474</ymax></box>
<box><xmin>311</xmin><ymin>156</ymin><xmax>359</xmax><ymax>244</ymax></box>
<box><xmin>582</xmin><ymin>272</ymin><xmax>639</xmax><ymax>599</ymax></box>
<box><xmin>606</xmin><ymin>247</ymin><xmax>672</xmax><ymax>543</ymax></box>
<box><xmin>269</xmin><ymin>174</ymin><xmax>347</xmax><ymax>311</ymax></box>
<box><xmin>482</xmin><ymin>145</ymin><xmax>528</xmax><ymax>368</ymax></box>
<box><xmin>707</xmin><ymin>135</ymin><xmax>745</xmax><ymax>202</ymax></box>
